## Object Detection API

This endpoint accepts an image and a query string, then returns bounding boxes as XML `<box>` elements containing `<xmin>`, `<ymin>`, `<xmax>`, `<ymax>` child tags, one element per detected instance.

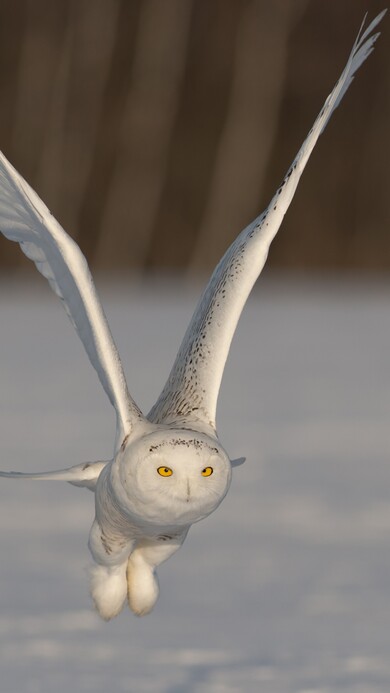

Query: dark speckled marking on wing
<box><xmin>148</xmin><ymin>12</ymin><xmax>384</xmax><ymax>431</ymax></box>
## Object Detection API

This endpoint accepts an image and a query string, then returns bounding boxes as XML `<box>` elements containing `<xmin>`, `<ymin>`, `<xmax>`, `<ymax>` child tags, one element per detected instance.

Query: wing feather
<box><xmin>149</xmin><ymin>11</ymin><xmax>385</xmax><ymax>430</ymax></box>
<box><xmin>0</xmin><ymin>460</ymin><xmax>108</xmax><ymax>491</ymax></box>
<box><xmin>0</xmin><ymin>153</ymin><xmax>145</xmax><ymax>450</ymax></box>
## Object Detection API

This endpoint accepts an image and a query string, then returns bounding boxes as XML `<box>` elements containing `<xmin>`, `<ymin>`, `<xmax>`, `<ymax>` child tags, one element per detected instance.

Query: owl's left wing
<box><xmin>148</xmin><ymin>11</ymin><xmax>385</xmax><ymax>431</ymax></box>
<box><xmin>0</xmin><ymin>152</ymin><xmax>146</xmax><ymax>452</ymax></box>
<box><xmin>0</xmin><ymin>460</ymin><xmax>107</xmax><ymax>491</ymax></box>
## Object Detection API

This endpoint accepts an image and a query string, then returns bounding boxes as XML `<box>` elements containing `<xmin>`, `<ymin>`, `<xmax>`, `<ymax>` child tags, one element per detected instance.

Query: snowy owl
<box><xmin>0</xmin><ymin>12</ymin><xmax>385</xmax><ymax>620</ymax></box>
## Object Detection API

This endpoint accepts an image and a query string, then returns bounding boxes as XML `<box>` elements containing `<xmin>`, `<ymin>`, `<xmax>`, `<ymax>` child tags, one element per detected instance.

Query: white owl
<box><xmin>0</xmin><ymin>12</ymin><xmax>384</xmax><ymax>620</ymax></box>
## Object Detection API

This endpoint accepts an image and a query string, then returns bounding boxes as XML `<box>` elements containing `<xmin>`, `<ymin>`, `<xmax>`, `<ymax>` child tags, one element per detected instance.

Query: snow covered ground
<box><xmin>0</xmin><ymin>275</ymin><xmax>390</xmax><ymax>693</ymax></box>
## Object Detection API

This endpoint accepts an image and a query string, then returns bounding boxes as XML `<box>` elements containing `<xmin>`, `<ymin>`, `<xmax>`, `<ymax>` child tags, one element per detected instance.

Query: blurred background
<box><xmin>0</xmin><ymin>0</ymin><xmax>388</xmax><ymax>276</ymax></box>
<box><xmin>1</xmin><ymin>4</ymin><xmax>390</xmax><ymax>691</ymax></box>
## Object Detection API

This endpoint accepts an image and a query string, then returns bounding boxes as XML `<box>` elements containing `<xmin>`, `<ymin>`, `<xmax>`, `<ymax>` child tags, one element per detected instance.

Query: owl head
<box><xmin>113</xmin><ymin>428</ymin><xmax>232</xmax><ymax>526</ymax></box>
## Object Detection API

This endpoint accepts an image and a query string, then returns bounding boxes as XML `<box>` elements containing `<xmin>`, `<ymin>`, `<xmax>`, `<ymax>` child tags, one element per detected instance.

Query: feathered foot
<box><xmin>89</xmin><ymin>562</ymin><xmax>127</xmax><ymax>621</ymax></box>
<box><xmin>127</xmin><ymin>552</ymin><xmax>159</xmax><ymax>616</ymax></box>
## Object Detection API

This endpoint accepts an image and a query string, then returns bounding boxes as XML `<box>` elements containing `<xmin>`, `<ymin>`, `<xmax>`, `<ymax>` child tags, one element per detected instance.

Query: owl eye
<box><xmin>157</xmin><ymin>466</ymin><xmax>173</xmax><ymax>477</ymax></box>
<box><xmin>201</xmin><ymin>467</ymin><xmax>213</xmax><ymax>477</ymax></box>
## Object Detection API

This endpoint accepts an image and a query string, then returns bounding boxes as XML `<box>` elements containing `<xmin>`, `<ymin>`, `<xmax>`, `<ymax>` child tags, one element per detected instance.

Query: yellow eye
<box><xmin>201</xmin><ymin>467</ymin><xmax>213</xmax><ymax>477</ymax></box>
<box><xmin>157</xmin><ymin>466</ymin><xmax>173</xmax><ymax>477</ymax></box>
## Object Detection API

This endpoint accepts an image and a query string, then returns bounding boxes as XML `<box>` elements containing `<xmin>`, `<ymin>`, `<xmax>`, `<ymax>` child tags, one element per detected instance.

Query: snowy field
<box><xmin>0</xmin><ymin>275</ymin><xmax>390</xmax><ymax>693</ymax></box>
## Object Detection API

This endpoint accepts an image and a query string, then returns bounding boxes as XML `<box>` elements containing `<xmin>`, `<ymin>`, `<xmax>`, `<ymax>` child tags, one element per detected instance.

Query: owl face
<box><xmin>116</xmin><ymin>429</ymin><xmax>232</xmax><ymax>527</ymax></box>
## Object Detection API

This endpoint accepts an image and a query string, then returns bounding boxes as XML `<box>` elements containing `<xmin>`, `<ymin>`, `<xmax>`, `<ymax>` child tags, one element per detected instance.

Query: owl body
<box><xmin>92</xmin><ymin>427</ymin><xmax>232</xmax><ymax>545</ymax></box>
<box><xmin>87</xmin><ymin>426</ymin><xmax>232</xmax><ymax>617</ymax></box>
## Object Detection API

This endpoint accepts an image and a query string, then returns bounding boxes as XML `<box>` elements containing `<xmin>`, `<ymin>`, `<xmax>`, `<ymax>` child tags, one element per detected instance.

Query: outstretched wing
<box><xmin>149</xmin><ymin>11</ymin><xmax>385</xmax><ymax>431</ymax></box>
<box><xmin>0</xmin><ymin>460</ymin><xmax>108</xmax><ymax>491</ymax></box>
<box><xmin>0</xmin><ymin>153</ymin><xmax>145</xmax><ymax>452</ymax></box>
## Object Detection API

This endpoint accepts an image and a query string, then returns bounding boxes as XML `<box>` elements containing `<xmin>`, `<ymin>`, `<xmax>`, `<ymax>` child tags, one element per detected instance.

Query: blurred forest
<box><xmin>0</xmin><ymin>0</ymin><xmax>388</xmax><ymax>275</ymax></box>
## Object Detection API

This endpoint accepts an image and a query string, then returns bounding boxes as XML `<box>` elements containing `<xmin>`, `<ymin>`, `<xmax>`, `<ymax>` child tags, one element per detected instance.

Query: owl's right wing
<box><xmin>148</xmin><ymin>11</ymin><xmax>385</xmax><ymax>432</ymax></box>
<box><xmin>0</xmin><ymin>152</ymin><xmax>146</xmax><ymax>453</ymax></box>
<box><xmin>0</xmin><ymin>460</ymin><xmax>108</xmax><ymax>491</ymax></box>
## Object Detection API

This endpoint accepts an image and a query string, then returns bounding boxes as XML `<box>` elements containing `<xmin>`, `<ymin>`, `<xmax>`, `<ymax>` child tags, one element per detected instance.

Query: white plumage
<box><xmin>0</xmin><ymin>12</ymin><xmax>384</xmax><ymax>619</ymax></box>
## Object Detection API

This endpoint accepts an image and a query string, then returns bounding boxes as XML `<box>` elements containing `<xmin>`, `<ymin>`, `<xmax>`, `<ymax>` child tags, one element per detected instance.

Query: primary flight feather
<box><xmin>0</xmin><ymin>11</ymin><xmax>385</xmax><ymax>619</ymax></box>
